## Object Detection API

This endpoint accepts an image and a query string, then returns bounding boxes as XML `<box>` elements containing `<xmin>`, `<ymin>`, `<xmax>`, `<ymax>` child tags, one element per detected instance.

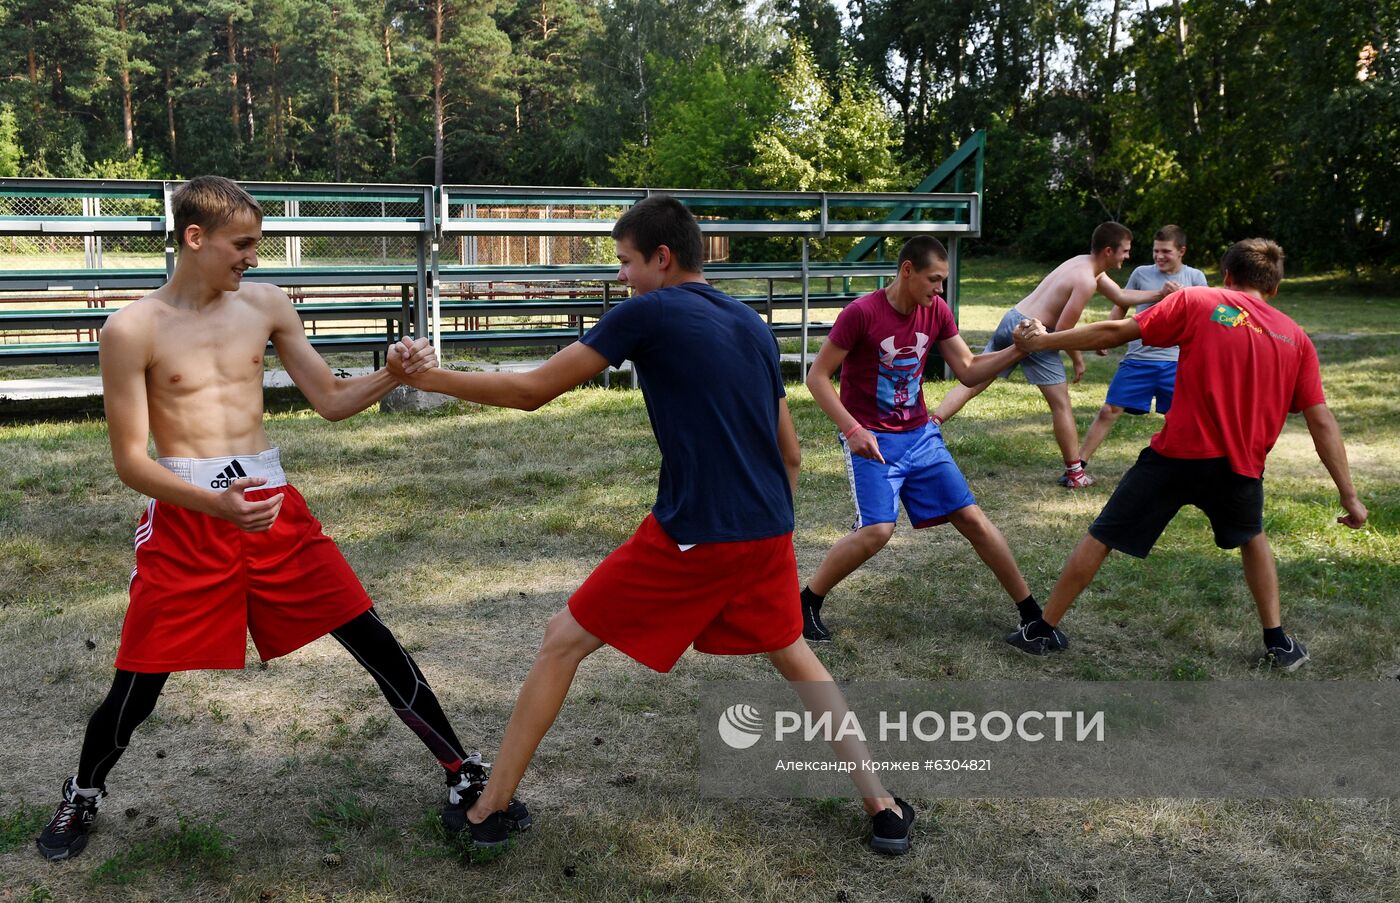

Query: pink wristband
<box><xmin>842</xmin><ymin>424</ymin><xmax>862</xmax><ymax>440</ymax></box>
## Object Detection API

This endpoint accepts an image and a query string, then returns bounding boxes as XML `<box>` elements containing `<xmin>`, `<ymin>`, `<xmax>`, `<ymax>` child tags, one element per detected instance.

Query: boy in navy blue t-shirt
<box><xmin>388</xmin><ymin>196</ymin><xmax>915</xmax><ymax>855</ymax></box>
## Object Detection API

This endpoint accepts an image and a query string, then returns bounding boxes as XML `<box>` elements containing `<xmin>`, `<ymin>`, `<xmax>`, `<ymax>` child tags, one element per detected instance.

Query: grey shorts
<box><xmin>984</xmin><ymin>308</ymin><xmax>1066</xmax><ymax>385</ymax></box>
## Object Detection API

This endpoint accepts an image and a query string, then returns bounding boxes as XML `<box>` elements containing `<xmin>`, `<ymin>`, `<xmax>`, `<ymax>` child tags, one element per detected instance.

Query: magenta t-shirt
<box><xmin>827</xmin><ymin>288</ymin><xmax>958</xmax><ymax>432</ymax></box>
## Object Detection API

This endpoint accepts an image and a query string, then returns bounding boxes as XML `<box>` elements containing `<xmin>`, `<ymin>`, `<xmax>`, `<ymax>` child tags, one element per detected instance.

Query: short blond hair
<box><xmin>173</xmin><ymin>176</ymin><xmax>262</xmax><ymax>248</ymax></box>
<box><xmin>1221</xmin><ymin>238</ymin><xmax>1284</xmax><ymax>294</ymax></box>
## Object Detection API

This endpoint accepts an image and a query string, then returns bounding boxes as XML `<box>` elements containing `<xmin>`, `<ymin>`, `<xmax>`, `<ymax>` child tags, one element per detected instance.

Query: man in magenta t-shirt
<box><xmin>799</xmin><ymin>236</ymin><xmax>1045</xmax><ymax>641</ymax></box>
<box><xmin>1007</xmin><ymin>239</ymin><xmax>1368</xmax><ymax>669</ymax></box>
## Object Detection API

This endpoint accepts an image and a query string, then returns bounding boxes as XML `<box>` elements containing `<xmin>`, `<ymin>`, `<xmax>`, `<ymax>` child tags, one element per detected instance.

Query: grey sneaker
<box><xmin>1265</xmin><ymin>636</ymin><xmax>1310</xmax><ymax>672</ymax></box>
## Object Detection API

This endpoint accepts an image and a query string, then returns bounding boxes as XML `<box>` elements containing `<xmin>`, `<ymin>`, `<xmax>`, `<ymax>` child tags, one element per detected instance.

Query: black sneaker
<box><xmin>462</xmin><ymin>809</ymin><xmax>512</xmax><ymax>850</ymax></box>
<box><xmin>442</xmin><ymin>755</ymin><xmax>531</xmax><ymax>835</ymax></box>
<box><xmin>1004</xmin><ymin>622</ymin><xmax>1070</xmax><ymax>656</ymax></box>
<box><xmin>36</xmin><ymin>777</ymin><xmax>104</xmax><ymax>862</ymax></box>
<box><xmin>868</xmin><ymin>797</ymin><xmax>915</xmax><ymax>855</ymax></box>
<box><xmin>1265</xmin><ymin>636</ymin><xmax>1310</xmax><ymax>673</ymax></box>
<box><xmin>802</xmin><ymin>597</ymin><xmax>832</xmax><ymax>642</ymax></box>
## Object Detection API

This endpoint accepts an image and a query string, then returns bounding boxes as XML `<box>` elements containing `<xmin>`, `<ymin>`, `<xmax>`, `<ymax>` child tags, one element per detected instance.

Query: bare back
<box><xmin>105</xmin><ymin>282</ymin><xmax>283</xmax><ymax>459</ymax></box>
<box><xmin>1013</xmin><ymin>255</ymin><xmax>1099</xmax><ymax>331</ymax></box>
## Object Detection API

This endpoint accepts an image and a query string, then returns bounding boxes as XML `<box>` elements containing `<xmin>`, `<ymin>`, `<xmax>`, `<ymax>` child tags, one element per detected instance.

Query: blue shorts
<box><xmin>985</xmin><ymin>307</ymin><xmax>1066</xmax><ymax>385</ymax></box>
<box><xmin>841</xmin><ymin>421</ymin><xmax>976</xmax><ymax>529</ymax></box>
<box><xmin>1105</xmin><ymin>358</ymin><xmax>1177</xmax><ymax>415</ymax></box>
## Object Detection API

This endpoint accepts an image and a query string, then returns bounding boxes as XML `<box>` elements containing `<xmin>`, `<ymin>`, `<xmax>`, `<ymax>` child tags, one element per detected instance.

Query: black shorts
<box><xmin>1089</xmin><ymin>447</ymin><xmax>1264</xmax><ymax>559</ymax></box>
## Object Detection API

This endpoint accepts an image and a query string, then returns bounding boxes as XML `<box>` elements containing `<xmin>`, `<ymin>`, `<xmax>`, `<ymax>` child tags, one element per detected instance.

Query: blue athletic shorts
<box><xmin>1105</xmin><ymin>358</ymin><xmax>1177</xmax><ymax>415</ymax></box>
<box><xmin>841</xmin><ymin>421</ymin><xmax>976</xmax><ymax>529</ymax></box>
<box><xmin>985</xmin><ymin>307</ymin><xmax>1066</xmax><ymax>385</ymax></box>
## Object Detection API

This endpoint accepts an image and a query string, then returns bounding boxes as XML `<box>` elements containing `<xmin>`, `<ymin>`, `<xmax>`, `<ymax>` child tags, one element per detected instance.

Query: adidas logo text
<box><xmin>209</xmin><ymin>459</ymin><xmax>249</xmax><ymax>489</ymax></box>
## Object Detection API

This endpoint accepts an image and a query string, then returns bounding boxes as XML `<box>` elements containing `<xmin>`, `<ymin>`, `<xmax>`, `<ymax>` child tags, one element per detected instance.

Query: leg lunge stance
<box><xmin>800</xmin><ymin>236</ymin><xmax>1042</xmax><ymax>641</ymax></box>
<box><xmin>391</xmin><ymin>196</ymin><xmax>913</xmax><ymax>854</ymax></box>
<box><xmin>1005</xmin><ymin>239</ymin><xmax>1366</xmax><ymax>664</ymax></box>
<box><xmin>39</xmin><ymin>176</ymin><xmax>464</xmax><ymax>862</ymax></box>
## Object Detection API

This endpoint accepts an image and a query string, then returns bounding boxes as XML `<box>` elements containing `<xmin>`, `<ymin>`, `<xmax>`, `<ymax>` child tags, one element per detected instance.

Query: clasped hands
<box><xmin>386</xmin><ymin>337</ymin><xmax>438</xmax><ymax>385</ymax></box>
<box><xmin>1013</xmin><ymin>318</ymin><xmax>1049</xmax><ymax>351</ymax></box>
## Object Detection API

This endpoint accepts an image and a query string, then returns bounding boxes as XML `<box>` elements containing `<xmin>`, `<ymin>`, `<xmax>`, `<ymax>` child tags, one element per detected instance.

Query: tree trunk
<box><xmin>272</xmin><ymin>43</ymin><xmax>283</xmax><ymax>162</ymax></box>
<box><xmin>382</xmin><ymin>23</ymin><xmax>396</xmax><ymax>165</ymax></box>
<box><xmin>1107</xmin><ymin>0</ymin><xmax>1121</xmax><ymax>57</ymax></box>
<box><xmin>227</xmin><ymin>14</ymin><xmax>241</xmax><ymax>142</ymax></box>
<box><xmin>26</xmin><ymin>16</ymin><xmax>41</xmax><ymax>124</ymax></box>
<box><xmin>331</xmin><ymin>4</ymin><xmax>342</xmax><ymax>181</ymax></box>
<box><xmin>433</xmin><ymin>0</ymin><xmax>445</xmax><ymax>186</ymax></box>
<box><xmin>166</xmin><ymin>68</ymin><xmax>178</xmax><ymax>162</ymax></box>
<box><xmin>1171</xmin><ymin>0</ymin><xmax>1201</xmax><ymax>135</ymax></box>
<box><xmin>118</xmin><ymin>3</ymin><xmax>134</xmax><ymax>153</ymax></box>
<box><xmin>242</xmin><ymin>45</ymin><xmax>255</xmax><ymax>142</ymax></box>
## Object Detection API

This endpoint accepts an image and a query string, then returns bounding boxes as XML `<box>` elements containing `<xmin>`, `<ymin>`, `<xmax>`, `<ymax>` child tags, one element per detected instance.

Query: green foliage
<box><xmin>611</xmin><ymin>47</ymin><xmax>778</xmax><ymax>189</ymax></box>
<box><xmin>751</xmin><ymin>42</ymin><xmax>904</xmax><ymax>193</ymax></box>
<box><xmin>0</xmin><ymin>104</ymin><xmax>20</xmax><ymax>176</ymax></box>
<box><xmin>0</xmin><ymin>803</ymin><xmax>49</xmax><ymax>853</ymax></box>
<box><xmin>90</xmin><ymin>816</ymin><xmax>234</xmax><ymax>885</ymax></box>
<box><xmin>0</xmin><ymin>0</ymin><xmax>1392</xmax><ymax>270</ymax></box>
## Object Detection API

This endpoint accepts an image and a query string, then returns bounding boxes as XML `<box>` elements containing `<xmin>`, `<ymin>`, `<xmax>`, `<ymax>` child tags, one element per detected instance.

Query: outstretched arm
<box><xmin>1096</xmin><ymin>272</ymin><xmax>1176</xmax><ymax>307</ymax></box>
<box><xmin>1301</xmin><ymin>403</ymin><xmax>1368</xmax><ymax>528</ymax></box>
<box><xmin>390</xmin><ymin>339</ymin><xmax>609</xmax><ymax>410</ymax></box>
<box><xmin>1014</xmin><ymin>316</ymin><xmax>1143</xmax><ymax>353</ymax></box>
<box><xmin>269</xmin><ymin>288</ymin><xmax>436</xmax><ymax>421</ymax></box>
<box><xmin>937</xmin><ymin>332</ymin><xmax>1022</xmax><ymax>387</ymax></box>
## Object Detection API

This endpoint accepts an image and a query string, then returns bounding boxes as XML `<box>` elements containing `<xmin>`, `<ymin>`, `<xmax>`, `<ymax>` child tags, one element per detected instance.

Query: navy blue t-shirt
<box><xmin>580</xmin><ymin>282</ymin><xmax>794</xmax><ymax>544</ymax></box>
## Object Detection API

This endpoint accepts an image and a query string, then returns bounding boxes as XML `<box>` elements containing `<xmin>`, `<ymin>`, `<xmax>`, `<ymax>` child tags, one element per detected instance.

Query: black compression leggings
<box><xmin>76</xmin><ymin>608</ymin><xmax>467</xmax><ymax>790</ymax></box>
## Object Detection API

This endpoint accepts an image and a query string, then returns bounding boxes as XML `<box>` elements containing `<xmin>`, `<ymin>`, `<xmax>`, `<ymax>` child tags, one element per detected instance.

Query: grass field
<box><xmin>1</xmin><ymin>257</ymin><xmax>1398</xmax><ymax>902</ymax></box>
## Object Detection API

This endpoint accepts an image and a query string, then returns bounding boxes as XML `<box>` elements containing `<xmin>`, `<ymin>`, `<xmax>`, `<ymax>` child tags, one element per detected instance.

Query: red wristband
<box><xmin>842</xmin><ymin>424</ymin><xmax>862</xmax><ymax>439</ymax></box>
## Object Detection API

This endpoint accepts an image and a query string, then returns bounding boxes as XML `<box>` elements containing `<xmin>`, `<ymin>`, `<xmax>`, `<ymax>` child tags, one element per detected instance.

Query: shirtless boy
<box><xmin>932</xmin><ymin>222</ymin><xmax>1175</xmax><ymax>487</ymax></box>
<box><xmin>35</xmin><ymin>176</ymin><xmax>505</xmax><ymax>861</ymax></box>
<box><xmin>1070</xmin><ymin>225</ymin><xmax>1208</xmax><ymax>480</ymax></box>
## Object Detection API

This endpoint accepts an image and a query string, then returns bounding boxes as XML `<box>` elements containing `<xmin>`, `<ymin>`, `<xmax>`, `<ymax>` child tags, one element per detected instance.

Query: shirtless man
<box><xmin>35</xmin><ymin>176</ymin><xmax>511</xmax><ymax>862</ymax></box>
<box><xmin>932</xmin><ymin>222</ymin><xmax>1176</xmax><ymax>487</ymax></box>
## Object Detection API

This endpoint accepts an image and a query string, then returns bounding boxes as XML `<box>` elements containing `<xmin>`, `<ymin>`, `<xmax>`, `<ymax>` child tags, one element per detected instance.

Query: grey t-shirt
<box><xmin>1123</xmin><ymin>264</ymin><xmax>1209</xmax><ymax>361</ymax></box>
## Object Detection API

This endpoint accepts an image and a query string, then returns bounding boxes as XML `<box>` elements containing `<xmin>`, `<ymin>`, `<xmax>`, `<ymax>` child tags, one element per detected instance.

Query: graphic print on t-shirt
<box><xmin>877</xmin><ymin>332</ymin><xmax>929</xmax><ymax>412</ymax></box>
<box><xmin>1210</xmin><ymin>304</ymin><xmax>1249</xmax><ymax>328</ymax></box>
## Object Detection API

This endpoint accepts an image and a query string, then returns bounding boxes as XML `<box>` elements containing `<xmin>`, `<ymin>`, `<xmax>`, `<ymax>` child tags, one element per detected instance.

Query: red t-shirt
<box><xmin>827</xmin><ymin>288</ymin><xmax>958</xmax><ymax>432</ymax></box>
<box><xmin>1136</xmin><ymin>287</ymin><xmax>1325</xmax><ymax>478</ymax></box>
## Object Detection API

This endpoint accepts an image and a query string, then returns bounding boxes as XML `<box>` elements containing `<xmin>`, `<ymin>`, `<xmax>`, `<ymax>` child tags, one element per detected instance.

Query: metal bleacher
<box><xmin>0</xmin><ymin>133</ymin><xmax>984</xmax><ymax>376</ymax></box>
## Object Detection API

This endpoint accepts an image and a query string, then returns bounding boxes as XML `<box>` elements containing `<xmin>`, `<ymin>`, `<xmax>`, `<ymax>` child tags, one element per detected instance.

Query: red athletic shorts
<box><xmin>115</xmin><ymin>485</ymin><xmax>373</xmax><ymax>673</ymax></box>
<box><xmin>567</xmin><ymin>514</ymin><xmax>803</xmax><ymax>673</ymax></box>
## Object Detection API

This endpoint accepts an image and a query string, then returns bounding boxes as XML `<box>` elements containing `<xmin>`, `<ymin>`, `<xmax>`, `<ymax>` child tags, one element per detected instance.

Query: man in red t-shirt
<box><xmin>800</xmin><ymin>236</ymin><xmax>1043</xmax><ymax>642</ymax></box>
<box><xmin>1005</xmin><ymin>239</ymin><xmax>1367</xmax><ymax>670</ymax></box>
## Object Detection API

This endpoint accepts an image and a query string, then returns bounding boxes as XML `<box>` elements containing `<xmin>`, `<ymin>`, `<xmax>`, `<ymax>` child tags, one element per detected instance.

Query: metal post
<box><xmin>414</xmin><ymin>234</ymin><xmax>429</xmax><ymax>340</ymax></box>
<box><xmin>601</xmin><ymin>282</ymin><xmax>611</xmax><ymax>388</ymax></box>
<box><xmin>427</xmin><ymin>188</ymin><xmax>441</xmax><ymax>355</ymax></box>
<box><xmin>162</xmin><ymin>182</ymin><xmax>176</xmax><ymax>278</ymax></box>
<box><xmin>765</xmin><ymin>279</ymin><xmax>773</xmax><ymax>324</ymax></box>
<box><xmin>82</xmin><ymin>197</ymin><xmax>95</xmax><ymax>268</ymax></box>
<box><xmin>287</xmin><ymin>200</ymin><xmax>302</xmax><ymax>267</ymax></box>
<box><xmin>800</xmin><ymin>238</ymin><xmax>811</xmax><ymax>379</ymax></box>
<box><xmin>946</xmin><ymin>235</ymin><xmax>960</xmax><ymax>380</ymax></box>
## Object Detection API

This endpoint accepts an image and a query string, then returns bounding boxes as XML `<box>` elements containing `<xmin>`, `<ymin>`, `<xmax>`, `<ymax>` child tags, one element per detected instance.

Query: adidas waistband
<box><xmin>157</xmin><ymin>448</ymin><xmax>288</xmax><ymax>492</ymax></box>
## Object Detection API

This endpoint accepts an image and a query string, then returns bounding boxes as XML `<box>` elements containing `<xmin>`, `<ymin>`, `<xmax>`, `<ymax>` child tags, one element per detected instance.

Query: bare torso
<box><xmin>115</xmin><ymin>283</ymin><xmax>279</xmax><ymax>459</ymax></box>
<box><xmin>1013</xmin><ymin>254</ymin><xmax>1098</xmax><ymax>326</ymax></box>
